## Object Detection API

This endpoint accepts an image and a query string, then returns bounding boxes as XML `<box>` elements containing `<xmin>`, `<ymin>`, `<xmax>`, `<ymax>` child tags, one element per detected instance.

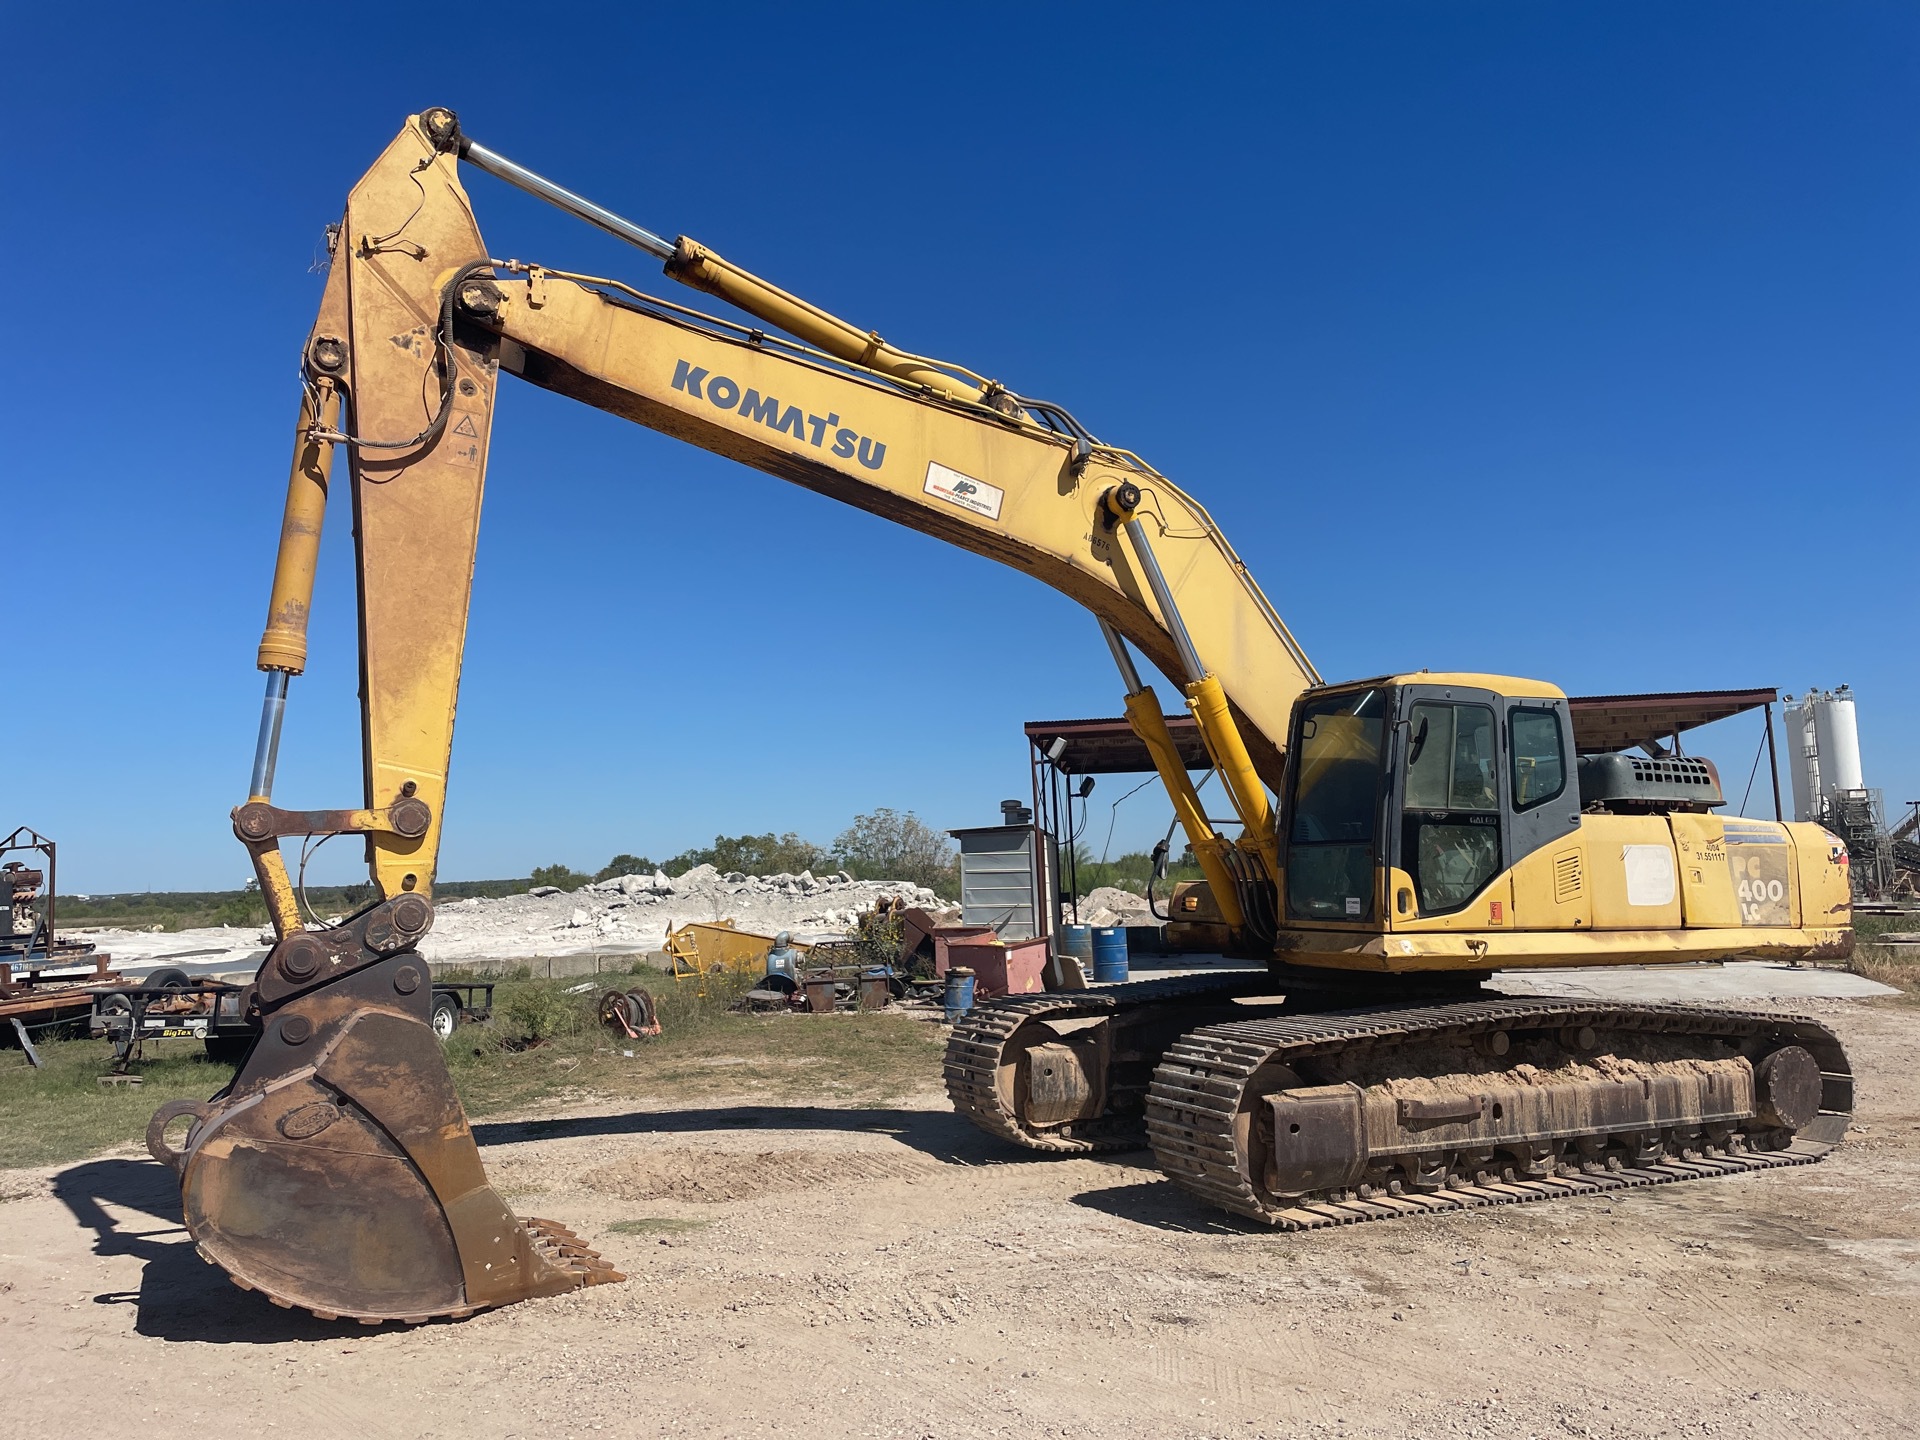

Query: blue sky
<box><xmin>6</xmin><ymin>3</ymin><xmax>1914</xmax><ymax>893</ymax></box>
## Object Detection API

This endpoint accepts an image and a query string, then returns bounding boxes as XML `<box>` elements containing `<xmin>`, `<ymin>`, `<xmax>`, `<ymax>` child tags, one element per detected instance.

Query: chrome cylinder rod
<box><xmin>1098</xmin><ymin>620</ymin><xmax>1146</xmax><ymax>695</ymax></box>
<box><xmin>460</xmin><ymin>139</ymin><xmax>675</xmax><ymax>261</ymax></box>
<box><xmin>248</xmin><ymin>671</ymin><xmax>290</xmax><ymax>802</ymax></box>
<box><xmin>1122</xmin><ymin>519</ymin><xmax>1206</xmax><ymax>685</ymax></box>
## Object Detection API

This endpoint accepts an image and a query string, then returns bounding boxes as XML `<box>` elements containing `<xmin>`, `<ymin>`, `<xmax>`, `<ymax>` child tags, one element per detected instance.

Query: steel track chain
<box><xmin>1145</xmin><ymin>997</ymin><xmax>1852</xmax><ymax>1227</ymax></box>
<box><xmin>942</xmin><ymin>971</ymin><xmax>1275</xmax><ymax>1153</ymax></box>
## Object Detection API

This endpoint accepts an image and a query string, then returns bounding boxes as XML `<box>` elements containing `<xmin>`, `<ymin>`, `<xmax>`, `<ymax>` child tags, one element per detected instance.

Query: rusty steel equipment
<box><xmin>5</xmin><ymin>862</ymin><xmax>38</xmax><ymax>938</ymax></box>
<box><xmin>1</xmin><ymin>826</ymin><xmax>94</xmax><ymax>967</ymax></box>
<box><xmin>163</xmin><ymin>109</ymin><xmax>1858</xmax><ymax>1324</ymax></box>
<box><xmin>2</xmin><ymin>828</ymin><xmax>126</xmax><ymax>1066</ymax></box>
<box><xmin>802</xmin><ymin>971</ymin><xmax>839</xmax><ymax>1014</ymax></box>
<box><xmin>598</xmin><ymin>986</ymin><xmax>660</xmax><ymax>1039</ymax></box>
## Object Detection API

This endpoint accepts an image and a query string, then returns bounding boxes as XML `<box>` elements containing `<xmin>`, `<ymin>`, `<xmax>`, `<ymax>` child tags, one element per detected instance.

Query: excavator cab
<box><xmin>1282</xmin><ymin>674</ymin><xmax>1577</xmax><ymax>931</ymax></box>
<box><xmin>1276</xmin><ymin>673</ymin><xmax>1851</xmax><ymax>975</ymax></box>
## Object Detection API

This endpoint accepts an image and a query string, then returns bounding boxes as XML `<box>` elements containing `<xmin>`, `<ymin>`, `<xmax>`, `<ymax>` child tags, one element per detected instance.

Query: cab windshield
<box><xmin>1287</xmin><ymin>688</ymin><xmax>1385</xmax><ymax>921</ymax></box>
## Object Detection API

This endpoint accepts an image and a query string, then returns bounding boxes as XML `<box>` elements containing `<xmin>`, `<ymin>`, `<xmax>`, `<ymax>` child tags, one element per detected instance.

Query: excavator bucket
<box><xmin>148</xmin><ymin>920</ymin><xmax>620</xmax><ymax>1323</ymax></box>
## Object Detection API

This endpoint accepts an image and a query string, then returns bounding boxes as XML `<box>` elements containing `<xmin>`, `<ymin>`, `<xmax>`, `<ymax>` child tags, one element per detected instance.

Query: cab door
<box><xmin>1390</xmin><ymin>684</ymin><xmax>1507</xmax><ymax>926</ymax></box>
<box><xmin>1501</xmin><ymin>696</ymin><xmax>1586</xmax><ymax>929</ymax></box>
<box><xmin>1388</xmin><ymin>686</ymin><xmax>1581</xmax><ymax>930</ymax></box>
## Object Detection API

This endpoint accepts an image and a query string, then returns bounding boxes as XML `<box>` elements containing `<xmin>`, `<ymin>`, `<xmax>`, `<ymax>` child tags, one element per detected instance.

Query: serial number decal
<box><xmin>924</xmin><ymin>462</ymin><xmax>1004</xmax><ymax>520</ymax></box>
<box><xmin>1728</xmin><ymin>844</ymin><xmax>1793</xmax><ymax>926</ymax></box>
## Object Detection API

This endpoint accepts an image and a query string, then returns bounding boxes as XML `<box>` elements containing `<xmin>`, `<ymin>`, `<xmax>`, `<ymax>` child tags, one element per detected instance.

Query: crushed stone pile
<box><xmin>421</xmin><ymin>864</ymin><xmax>944</xmax><ymax>962</ymax></box>
<box><xmin>72</xmin><ymin>864</ymin><xmax>947</xmax><ymax>974</ymax></box>
<box><xmin>1074</xmin><ymin>885</ymin><xmax>1156</xmax><ymax>929</ymax></box>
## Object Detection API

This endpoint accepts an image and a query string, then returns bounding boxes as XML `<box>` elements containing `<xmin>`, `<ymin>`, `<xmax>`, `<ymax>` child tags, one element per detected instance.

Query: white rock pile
<box><xmin>417</xmin><ymin>864</ymin><xmax>944</xmax><ymax>963</ymax></box>
<box><xmin>69</xmin><ymin>865</ymin><xmax>948</xmax><ymax>975</ymax></box>
<box><xmin>1074</xmin><ymin>886</ymin><xmax>1156</xmax><ymax>928</ymax></box>
<box><xmin>73</xmin><ymin>872</ymin><xmax>1158</xmax><ymax>978</ymax></box>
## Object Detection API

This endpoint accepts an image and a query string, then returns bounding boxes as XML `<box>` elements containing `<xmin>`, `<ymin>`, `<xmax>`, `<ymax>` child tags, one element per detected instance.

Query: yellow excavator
<box><xmin>147</xmin><ymin>109</ymin><xmax>1855</xmax><ymax>1324</ymax></box>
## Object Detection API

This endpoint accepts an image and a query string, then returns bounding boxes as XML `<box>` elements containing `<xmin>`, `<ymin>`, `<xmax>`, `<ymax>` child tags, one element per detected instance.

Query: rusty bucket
<box><xmin>148</xmin><ymin>910</ymin><xmax>623</xmax><ymax>1323</ymax></box>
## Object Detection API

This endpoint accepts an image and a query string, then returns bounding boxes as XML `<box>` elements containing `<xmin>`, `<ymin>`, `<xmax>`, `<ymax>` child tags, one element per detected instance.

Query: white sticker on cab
<box><xmin>924</xmin><ymin>461</ymin><xmax>1004</xmax><ymax>521</ymax></box>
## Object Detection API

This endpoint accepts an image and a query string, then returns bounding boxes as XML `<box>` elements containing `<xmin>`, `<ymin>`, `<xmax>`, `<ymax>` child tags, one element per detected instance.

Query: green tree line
<box><xmin>537</xmin><ymin>808</ymin><xmax>963</xmax><ymax>899</ymax></box>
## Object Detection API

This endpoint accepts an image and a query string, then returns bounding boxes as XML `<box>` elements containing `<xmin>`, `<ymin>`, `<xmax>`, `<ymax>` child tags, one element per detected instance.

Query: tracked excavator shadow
<box><xmin>471</xmin><ymin>1103</ymin><xmax>1055</xmax><ymax>1167</ymax></box>
<box><xmin>1068</xmin><ymin>1179</ymin><xmax>1269</xmax><ymax>1234</ymax></box>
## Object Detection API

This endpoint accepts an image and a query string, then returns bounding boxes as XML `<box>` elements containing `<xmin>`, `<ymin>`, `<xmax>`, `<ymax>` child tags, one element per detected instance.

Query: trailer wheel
<box><xmin>147</xmin><ymin>967</ymin><xmax>192</xmax><ymax>989</ymax></box>
<box><xmin>430</xmin><ymin>993</ymin><xmax>460</xmax><ymax>1040</ymax></box>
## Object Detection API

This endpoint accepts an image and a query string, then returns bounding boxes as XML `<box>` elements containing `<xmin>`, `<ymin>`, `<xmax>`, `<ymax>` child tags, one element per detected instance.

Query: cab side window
<box><xmin>1509</xmin><ymin>707</ymin><xmax>1566</xmax><ymax>811</ymax></box>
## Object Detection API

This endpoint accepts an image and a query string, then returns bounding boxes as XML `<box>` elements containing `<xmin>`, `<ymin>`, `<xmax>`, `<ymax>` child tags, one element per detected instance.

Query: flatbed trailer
<box><xmin>88</xmin><ymin>977</ymin><xmax>495</xmax><ymax>1064</ymax></box>
<box><xmin>1</xmin><ymin>954</ymin><xmax>127</xmax><ymax>1068</ymax></box>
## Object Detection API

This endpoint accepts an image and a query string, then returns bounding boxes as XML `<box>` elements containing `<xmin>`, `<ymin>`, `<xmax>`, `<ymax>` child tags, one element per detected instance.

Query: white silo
<box><xmin>1783</xmin><ymin>693</ymin><xmax>1822</xmax><ymax>823</ymax></box>
<box><xmin>1812</xmin><ymin>685</ymin><xmax>1865</xmax><ymax>801</ymax></box>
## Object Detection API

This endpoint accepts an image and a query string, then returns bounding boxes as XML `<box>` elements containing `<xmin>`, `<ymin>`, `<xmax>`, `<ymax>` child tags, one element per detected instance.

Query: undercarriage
<box><xmin>945</xmin><ymin>977</ymin><xmax>1851</xmax><ymax>1226</ymax></box>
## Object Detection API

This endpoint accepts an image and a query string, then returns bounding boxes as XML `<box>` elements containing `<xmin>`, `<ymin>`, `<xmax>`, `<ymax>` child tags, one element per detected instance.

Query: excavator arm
<box><xmin>250</xmin><ymin>108</ymin><xmax>1315</xmax><ymax>937</ymax></box>
<box><xmin>152</xmin><ymin>108</ymin><xmax>1317</xmax><ymax>1323</ymax></box>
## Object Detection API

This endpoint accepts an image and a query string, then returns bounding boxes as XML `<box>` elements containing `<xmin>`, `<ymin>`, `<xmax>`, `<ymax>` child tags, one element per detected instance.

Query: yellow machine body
<box><xmin>1265</xmin><ymin>673</ymin><xmax>1851</xmax><ymax>974</ymax></box>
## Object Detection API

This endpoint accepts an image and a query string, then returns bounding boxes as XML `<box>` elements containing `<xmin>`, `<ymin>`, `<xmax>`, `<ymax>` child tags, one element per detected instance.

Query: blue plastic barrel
<box><xmin>945</xmin><ymin>967</ymin><xmax>976</xmax><ymax>1020</ymax></box>
<box><xmin>1058</xmin><ymin>924</ymin><xmax>1094</xmax><ymax>965</ymax></box>
<box><xmin>1091</xmin><ymin>927</ymin><xmax>1129</xmax><ymax>984</ymax></box>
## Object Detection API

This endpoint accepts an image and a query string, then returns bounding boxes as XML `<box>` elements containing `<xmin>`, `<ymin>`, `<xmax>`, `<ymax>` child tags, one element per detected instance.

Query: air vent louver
<box><xmin>1553</xmin><ymin>850</ymin><xmax>1584</xmax><ymax>903</ymax></box>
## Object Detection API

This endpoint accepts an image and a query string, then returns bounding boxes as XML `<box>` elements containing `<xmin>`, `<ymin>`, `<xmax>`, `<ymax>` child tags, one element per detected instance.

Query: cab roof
<box><xmin>1323</xmin><ymin>672</ymin><xmax>1569</xmax><ymax>701</ymax></box>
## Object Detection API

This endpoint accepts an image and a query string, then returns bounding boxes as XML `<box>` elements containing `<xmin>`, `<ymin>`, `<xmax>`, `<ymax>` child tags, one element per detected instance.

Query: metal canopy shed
<box><xmin>1565</xmin><ymin>687</ymin><xmax>1778</xmax><ymax>757</ymax></box>
<box><xmin>1022</xmin><ymin>715</ymin><xmax>1210</xmax><ymax>775</ymax></box>
<box><xmin>1024</xmin><ymin>685</ymin><xmax>1788</xmax><ymax>828</ymax></box>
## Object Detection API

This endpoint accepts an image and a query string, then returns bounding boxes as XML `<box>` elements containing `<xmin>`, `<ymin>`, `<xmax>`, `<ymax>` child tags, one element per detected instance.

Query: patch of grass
<box><xmin>0</xmin><ymin>1037</ymin><xmax>239</xmax><ymax>1170</ymax></box>
<box><xmin>1852</xmin><ymin>914</ymin><xmax>1911</xmax><ymax>945</ymax></box>
<box><xmin>0</xmin><ymin>968</ymin><xmax>949</xmax><ymax>1175</ymax></box>
<box><xmin>1849</xmin><ymin>914</ymin><xmax>1918</xmax><ymax>1001</ymax></box>
<box><xmin>607</xmin><ymin>1216</ymin><xmax>708</xmax><ymax>1236</ymax></box>
<box><xmin>1851</xmin><ymin>946</ymin><xmax>1917</xmax><ymax>998</ymax></box>
<box><xmin>444</xmin><ymin>971</ymin><xmax>946</xmax><ymax>1119</ymax></box>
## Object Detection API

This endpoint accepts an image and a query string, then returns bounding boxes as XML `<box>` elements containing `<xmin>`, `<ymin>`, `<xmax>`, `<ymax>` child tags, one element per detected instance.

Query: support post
<box><xmin>9</xmin><ymin>1016</ymin><xmax>41</xmax><ymax>1069</ymax></box>
<box><xmin>1765</xmin><ymin>702</ymin><xmax>1783</xmax><ymax>822</ymax></box>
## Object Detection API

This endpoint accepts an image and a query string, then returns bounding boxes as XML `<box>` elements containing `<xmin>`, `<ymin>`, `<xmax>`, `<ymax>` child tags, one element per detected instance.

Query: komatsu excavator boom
<box><xmin>151</xmin><ymin>110</ymin><xmax>1855</xmax><ymax>1325</ymax></box>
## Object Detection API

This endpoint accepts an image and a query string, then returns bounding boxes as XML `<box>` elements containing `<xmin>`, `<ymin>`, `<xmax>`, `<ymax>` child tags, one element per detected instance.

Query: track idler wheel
<box><xmin>148</xmin><ymin>923</ymin><xmax>621</xmax><ymax>1323</ymax></box>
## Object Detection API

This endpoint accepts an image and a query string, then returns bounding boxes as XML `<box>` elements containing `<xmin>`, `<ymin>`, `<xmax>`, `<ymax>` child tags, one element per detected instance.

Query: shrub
<box><xmin>595</xmin><ymin>853</ymin><xmax>658</xmax><ymax>882</ymax></box>
<box><xmin>664</xmin><ymin>832</ymin><xmax>826</xmax><ymax>877</ymax></box>
<box><xmin>1066</xmin><ymin>845</ymin><xmax>1203</xmax><ymax>898</ymax></box>
<box><xmin>210</xmin><ymin>890</ymin><xmax>268</xmax><ymax>927</ymax></box>
<box><xmin>500</xmin><ymin>982</ymin><xmax>581</xmax><ymax>1046</ymax></box>
<box><xmin>833</xmin><ymin>809</ymin><xmax>958</xmax><ymax>898</ymax></box>
<box><xmin>845</xmin><ymin>908</ymin><xmax>908</xmax><ymax>972</ymax></box>
<box><xmin>530</xmin><ymin>863</ymin><xmax>590</xmax><ymax>891</ymax></box>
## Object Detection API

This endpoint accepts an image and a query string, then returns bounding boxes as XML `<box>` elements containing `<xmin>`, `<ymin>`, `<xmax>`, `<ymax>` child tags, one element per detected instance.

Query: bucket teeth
<box><xmin>521</xmin><ymin>1216</ymin><xmax>625</xmax><ymax>1283</ymax></box>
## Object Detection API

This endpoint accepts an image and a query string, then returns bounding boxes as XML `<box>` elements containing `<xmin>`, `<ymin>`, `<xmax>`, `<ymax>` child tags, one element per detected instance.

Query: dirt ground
<box><xmin>4</xmin><ymin>998</ymin><xmax>1916</xmax><ymax>1439</ymax></box>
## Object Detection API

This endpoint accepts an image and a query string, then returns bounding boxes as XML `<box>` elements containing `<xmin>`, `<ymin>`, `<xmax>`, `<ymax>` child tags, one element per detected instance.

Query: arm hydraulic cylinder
<box><xmin>1118</xmin><ymin>516</ymin><xmax>1280</xmax><ymax>881</ymax></box>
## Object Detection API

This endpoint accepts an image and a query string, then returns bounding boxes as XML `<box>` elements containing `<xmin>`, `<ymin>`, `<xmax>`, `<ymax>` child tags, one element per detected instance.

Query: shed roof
<box><xmin>1023</xmin><ymin>715</ymin><xmax>1210</xmax><ymax>774</ymax></box>
<box><xmin>1025</xmin><ymin>686</ymin><xmax>1778</xmax><ymax>773</ymax></box>
<box><xmin>1565</xmin><ymin>687</ymin><xmax>1777</xmax><ymax>755</ymax></box>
